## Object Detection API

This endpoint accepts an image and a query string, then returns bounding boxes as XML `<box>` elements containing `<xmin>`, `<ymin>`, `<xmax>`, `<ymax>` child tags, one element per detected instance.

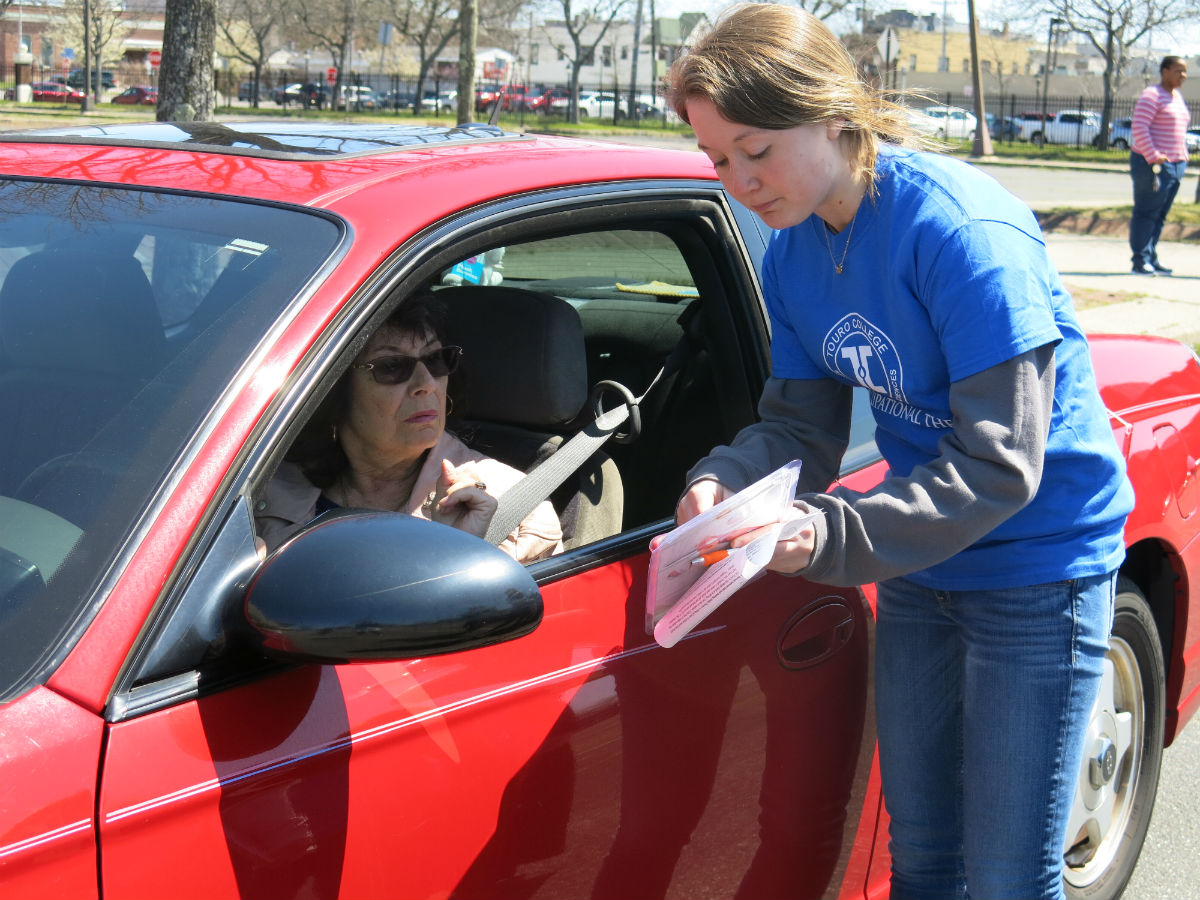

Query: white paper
<box><xmin>645</xmin><ymin>461</ymin><xmax>820</xmax><ymax>648</ymax></box>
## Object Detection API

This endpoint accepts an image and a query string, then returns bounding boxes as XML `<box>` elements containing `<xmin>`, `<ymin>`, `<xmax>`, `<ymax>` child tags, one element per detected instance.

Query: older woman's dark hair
<box><xmin>287</xmin><ymin>292</ymin><xmax>462</xmax><ymax>489</ymax></box>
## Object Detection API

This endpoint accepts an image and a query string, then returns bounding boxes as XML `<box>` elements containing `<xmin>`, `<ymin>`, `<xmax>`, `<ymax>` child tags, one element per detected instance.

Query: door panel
<box><xmin>98</xmin><ymin>549</ymin><xmax>872</xmax><ymax>898</ymax></box>
<box><xmin>0</xmin><ymin>686</ymin><xmax>102</xmax><ymax>899</ymax></box>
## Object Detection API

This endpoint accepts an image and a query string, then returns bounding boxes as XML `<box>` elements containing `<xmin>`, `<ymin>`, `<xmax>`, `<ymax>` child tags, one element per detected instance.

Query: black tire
<box><xmin>1114</xmin><ymin>138</ymin><xmax>1129</xmax><ymax>151</ymax></box>
<box><xmin>1063</xmin><ymin>577</ymin><xmax>1165</xmax><ymax>900</ymax></box>
<box><xmin>1032</xmin><ymin>132</ymin><xmax>1046</xmax><ymax>147</ymax></box>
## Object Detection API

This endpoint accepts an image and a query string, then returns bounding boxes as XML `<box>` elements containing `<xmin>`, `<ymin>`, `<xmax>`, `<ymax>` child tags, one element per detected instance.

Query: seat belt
<box><xmin>484</xmin><ymin>304</ymin><xmax>701</xmax><ymax>545</ymax></box>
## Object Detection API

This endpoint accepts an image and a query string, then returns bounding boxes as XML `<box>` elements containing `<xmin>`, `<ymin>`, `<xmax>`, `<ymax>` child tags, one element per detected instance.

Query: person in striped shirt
<box><xmin>1129</xmin><ymin>55</ymin><xmax>1189</xmax><ymax>275</ymax></box>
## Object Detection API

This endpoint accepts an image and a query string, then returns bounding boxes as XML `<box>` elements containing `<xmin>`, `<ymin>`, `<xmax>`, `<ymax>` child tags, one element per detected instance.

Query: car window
<box><xmin>259</xmin><ymin>224</ymin><xmax>736</xmax><ymax>574</ymax></box>
<box><xmin>425</xmin><ymin>229</ymin><xmax>876</xmax><ymax>539</ymax></box>
<box><xmin>0</xmin><ymin>178</ymin><xmax>343</xmax><ymax>702</ymax></box>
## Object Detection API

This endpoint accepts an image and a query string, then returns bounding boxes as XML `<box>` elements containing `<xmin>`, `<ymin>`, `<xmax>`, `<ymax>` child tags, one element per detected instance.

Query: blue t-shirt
<box><xmin>763</xmin><ymin>146</ymin><xmax>1133</xmax><ymax>588</ymax></box>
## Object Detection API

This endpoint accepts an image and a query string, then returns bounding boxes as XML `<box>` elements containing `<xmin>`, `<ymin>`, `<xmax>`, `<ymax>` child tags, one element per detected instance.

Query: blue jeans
<box><xmin>875</xmin><ymin>571</ymin><xmax>1116</xmax><ymax>900</ymax></box>
<box><xmin>1129</xmin><ymin>153</ymin><xmax>1186</xmax><ymax>267</ymax></box>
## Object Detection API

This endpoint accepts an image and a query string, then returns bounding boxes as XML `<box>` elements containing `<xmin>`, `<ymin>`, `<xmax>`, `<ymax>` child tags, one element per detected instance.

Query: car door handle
<box><xmin>777</xmin><ymin>598</ymin><xmax>856</xmax><ymax>670</ymax></box>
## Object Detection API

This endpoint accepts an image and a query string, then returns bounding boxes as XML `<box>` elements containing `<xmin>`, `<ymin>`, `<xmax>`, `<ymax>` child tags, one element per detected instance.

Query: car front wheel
<box><xmin>1062</xmin><ymin>577</ymin><xmax>1165</xmax><ymax>900</ymax></box>
<box><xmin>1113</xmin><ymin>138</ymin><xmax>1129</xmax><ymax>151</ymax></box>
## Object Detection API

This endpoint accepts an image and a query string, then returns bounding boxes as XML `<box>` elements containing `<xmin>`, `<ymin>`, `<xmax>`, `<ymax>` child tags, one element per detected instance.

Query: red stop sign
<box><xmin>148</xmin><ymin>49</ymin><xmax>161</xmax><ymax>67</ymax></box>
<box><xmin>326</xmin><ymin>67</ymin><xmax>337</xmax><ymax>85</ymax></box>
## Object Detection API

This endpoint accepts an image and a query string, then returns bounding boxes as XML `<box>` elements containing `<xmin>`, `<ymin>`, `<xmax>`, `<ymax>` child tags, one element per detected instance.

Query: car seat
<box><xmin>0</xmin><ymin>245</ymin><xmax>165</xmax><ymax>501</ymax></box>
<box><xmin>438</xmin><ymin>285</ymin><xmax>624</xmax><ymax>549</ymax></box>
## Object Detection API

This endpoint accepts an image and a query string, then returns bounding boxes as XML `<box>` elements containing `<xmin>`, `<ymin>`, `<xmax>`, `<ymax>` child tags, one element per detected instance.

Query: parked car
<box><xmin>272</xmin><ymin>82</ymin><xmax>303</xmax><ymax>105</ymax></box>
<box><xmin>419</xmin><ymin>89</ymin><xmax>457</xmax><ymax>112</ymax></box>
<box><xmin>475</xmin><ymin>84</ymin><xmax>530</xmax><ymax>113</ymax></box>
<box><xmin>1103</xmin><ymin>118</ymin><xmax>1198</xmax><ymax>153</ymax></box>
<box><xmin>66</xmin><ymin>68</ymin><xmax>115</xmax><ymax>90</ymax></box>
<box><xmin>531</xmin><ymin>87</ymin><xmax>572</xmax><ymax>114</ymax></box>
<box><xmin>110</xmin><ymin>86</ymin><xmax>157</xmax><ymax>106</ymax></box>
<box><xmin>378</xmin><ymin>89</ymin><xmax>416</xmax><ymax>110</ymax></box>
<box><xmin>0</xmin><ymin>120</ymin><xmax>1196</xmax><ymax>900</ymax></box>
<box><xmin>919</xmin><ymin>105</ymin><xmax>977</xmax><ymax>140</ymax></box>
<box><xmin>578</xmin><ymin>90</ymin><xmax>621</xmax><ymax>119</ymax></box>
<box><xmin>3</xmin><ymin>81</ymin><xmax>86</xmax><ymax>103</ymax></box>
<box><xmin>624</xmin><ymin>92</ymin><xmax>668</xmax><ymax>119</ymax></box>
<box><xmin>904</xmin><ymin>105</ymin><xmax>941</xmax><ymax>137</ymax></box>
<box><xmin>1106</xmin><ymin>118</ymin><xmax>1133</xmax><ymax>151</ymax></box>
<box><xmin>1021</xmin><ymin>109</ymin><xmax>1103</xmax><ymax>147</ymax></box>
<box><xmin>237</xmin><ymin>81</ymin><xmax>263</xmax><ymax>103</ymax></box>
<box><xmin>985</xmin><ymin>112</ymin><xmax>1019</xmax><ymax>141</ymax></box>
<box><xmin>335</xmin><ymin>85</ymin><xmax>377</xmax><ymax>110</ymax></box>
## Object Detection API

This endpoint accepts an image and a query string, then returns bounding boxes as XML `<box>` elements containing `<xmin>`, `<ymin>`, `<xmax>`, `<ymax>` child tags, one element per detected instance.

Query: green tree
<box><xmin>544</xmin><ymin>0</ymin><xmax>630</xmax><ymax>124</ymax></box>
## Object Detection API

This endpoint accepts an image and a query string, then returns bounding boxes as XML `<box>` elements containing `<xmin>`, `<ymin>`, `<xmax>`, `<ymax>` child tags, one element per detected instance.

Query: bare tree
<box><xmin>1054</xmin><ymin>0</ymin><xmax>1200</xmax><ymax>149</ymax></box>
<box><xmin>44</xmin><ymin>0</ymin><xmax>135</xmax><ymax>77</ymax></box>
<box><xmin>291</xmin><ymin>0</ymin><xmax>381</xmax><ymax>104</ymax></box>
<box><xmin>542</xmin><ymin>0</ymin><xmax>630</xmax><ymax>123</ymax></box>
<box><xmin>796</xmin><ymin>0</ymin><xmax>857</xmax><ymax>22</ymax></box>
<box><xmin>159</xmin><ymin>0</ymin><xmax>217</xmax><ymax>120</ymax></box>
<box><xmin>217</xmin><ymin>0</ymin><xmax>288</xmax><ymax>106</ymax></box>
<box><xmin>381</xmin><ymin>0</ymin><xmax>460</xmax><ymax>115</ymax></box>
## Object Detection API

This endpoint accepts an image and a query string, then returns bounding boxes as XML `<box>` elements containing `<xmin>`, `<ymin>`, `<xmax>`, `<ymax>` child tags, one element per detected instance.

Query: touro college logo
<box><xmin>822</xmin><ymin>314</ymin><xmax>904</xmax><ymax>400</ymax></box>
<box><xmin>822</xmin><ymin>313</ymin><xmax>953</xmax><ymax>431</ymax></box>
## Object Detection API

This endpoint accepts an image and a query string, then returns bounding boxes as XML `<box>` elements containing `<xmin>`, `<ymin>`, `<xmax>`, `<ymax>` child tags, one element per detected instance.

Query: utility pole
<box><xmin>80</xmin><ymin>0</ymin><xmax>95</xmax><ymax>110</ymax></box>
<box><xmin>1041</xmin><ymin>17</ymin><xmax>1063</xmax><ymax>124</ymax></box>
<box><xmin>628</xmin><ymin>0</ymin><xmax>644</xmax><ymax>120</ymax></box>
<box><xmin>457</xmin><ymin>0</ymin><xmax>477</xmax><ymax>124</ymax></box>
<box><xmin>940</xmin><ymin>0</ymin><xmax>948</xmax><ymax>72</ymax></box>
<box><xmin>966</xmin><ymin>0</ymin><xmax>993</xmax><ymax>157</ymax></box>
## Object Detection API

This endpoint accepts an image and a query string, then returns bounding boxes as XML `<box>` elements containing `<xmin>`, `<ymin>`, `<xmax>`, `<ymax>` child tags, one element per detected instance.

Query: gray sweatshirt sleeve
<box><xmin>686</xmin><ymin>375</ymin><xmax>853</xmax><ymax>495</ymax></box>
<box><xmin>801</xmin><ymin>343</ymin><xmax>1056</xmax><ymax>586</ymax></box>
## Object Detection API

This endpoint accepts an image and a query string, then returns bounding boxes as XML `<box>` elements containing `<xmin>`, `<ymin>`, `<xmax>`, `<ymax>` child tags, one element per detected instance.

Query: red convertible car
<box><xmin>0</xmin><ymin>122</ymin><xmax>1197</xmax><ymax>900</ymax></box>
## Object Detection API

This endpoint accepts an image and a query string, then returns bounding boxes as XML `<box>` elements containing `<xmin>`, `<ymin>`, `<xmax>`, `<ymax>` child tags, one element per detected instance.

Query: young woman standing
<box><xmin>665</xmin><ymin>5</ymin><xmax>1134</xmax><ymax>897</ymax></box>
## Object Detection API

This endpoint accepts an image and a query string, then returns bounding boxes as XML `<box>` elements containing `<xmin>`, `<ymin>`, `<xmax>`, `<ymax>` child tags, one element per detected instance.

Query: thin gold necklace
<box><xmin>822</xmin><ymin>211</ymin><xmax>857</xmax><ymax>275</ymax></box>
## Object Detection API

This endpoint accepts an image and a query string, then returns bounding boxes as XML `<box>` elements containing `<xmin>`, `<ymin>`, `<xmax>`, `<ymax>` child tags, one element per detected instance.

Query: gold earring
<box><xmin>445</xmin><ymin>396</ymin><xmax>455</xmax><ymax>416</ymax></box>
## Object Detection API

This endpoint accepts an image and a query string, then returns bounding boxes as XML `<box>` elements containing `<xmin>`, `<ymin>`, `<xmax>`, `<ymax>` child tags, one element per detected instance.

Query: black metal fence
<box><xmin>214</xmin><ymin>69</ymin><xmax>681</xmax><ymax>128</ymax></box>
<box><xmin>6</xmin><ymin>63</ymin><xmax>1197</xmax><ymax>144</ymax></box>
<box><xmin>917</xmin><ymin>91</ymin><xmax>1200</xmax><ymax>151</ymax></box>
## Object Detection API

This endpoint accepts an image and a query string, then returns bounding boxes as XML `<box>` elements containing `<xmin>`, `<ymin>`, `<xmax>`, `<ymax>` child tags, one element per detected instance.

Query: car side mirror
<box><xmin>244</xmin><ymin>510</ymin><xmax>542</xmax><ymax>664</ymax></box>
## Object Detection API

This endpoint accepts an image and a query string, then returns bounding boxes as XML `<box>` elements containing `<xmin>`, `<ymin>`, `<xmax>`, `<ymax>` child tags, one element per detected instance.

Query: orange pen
<box><xmin>690</xmin><ymin>549</ymin><xmax>729</xmax><ymax>568</ymax></box>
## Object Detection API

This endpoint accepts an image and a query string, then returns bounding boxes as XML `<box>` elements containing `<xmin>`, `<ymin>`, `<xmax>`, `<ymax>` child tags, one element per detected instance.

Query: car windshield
<box><xmin>0</xmin><ymin>178</ymin><xmax>343</xmax><ymax>700</ymax></box>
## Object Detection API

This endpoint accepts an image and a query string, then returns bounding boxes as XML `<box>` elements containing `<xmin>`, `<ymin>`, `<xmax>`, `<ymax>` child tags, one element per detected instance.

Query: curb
<box><xmin>1035</xmin><ymin>212</ymin><xmax>1200</xmax><ymax>242</ymax></box>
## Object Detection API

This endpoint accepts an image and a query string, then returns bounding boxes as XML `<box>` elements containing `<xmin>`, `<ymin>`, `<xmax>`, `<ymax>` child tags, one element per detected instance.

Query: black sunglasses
<box><xmin>351</xmin><ymin>345</ymin><xmax>463</xmax><ymax>385</ymax></box>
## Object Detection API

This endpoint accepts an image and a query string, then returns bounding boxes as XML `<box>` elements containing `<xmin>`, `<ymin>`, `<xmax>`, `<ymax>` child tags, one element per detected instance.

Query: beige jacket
<box><xmin>256</xmin><ymin>431</ymin><xmax>563</xmax><ymax>564</ymax></box>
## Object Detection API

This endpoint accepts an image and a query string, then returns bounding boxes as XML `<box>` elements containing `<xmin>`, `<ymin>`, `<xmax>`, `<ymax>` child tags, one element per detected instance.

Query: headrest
<box><xmin>0</xmin><ymin>246</ymin><xmax>165</xmax><ymax>377</ymax></box>
<box><xmin>439</xmin><ymin>285</ymin><xmax>588</xmax><ymax>428</ymax></box>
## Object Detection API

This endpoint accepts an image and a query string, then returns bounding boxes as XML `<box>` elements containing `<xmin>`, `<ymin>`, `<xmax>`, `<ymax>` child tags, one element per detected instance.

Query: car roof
<box><xmin>0</xmin><ymin>119</ymin><xmax>717</xmax><ymax>213</ymax></box>
<box><xmin>0</xmin><ymin>120</ymin><xmax>526</xmax><ymax>161</ymax></box>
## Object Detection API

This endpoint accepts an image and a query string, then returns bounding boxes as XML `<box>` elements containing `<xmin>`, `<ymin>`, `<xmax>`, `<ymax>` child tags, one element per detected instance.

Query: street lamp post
<box><xmin>1041</xmin><ymin>17</ymin><xmax>1064</xmax><ymax>125</ymax></box>
<box><xmin>80</xmin><ymin>0</ymin><xmax>94</xmax><ymax>111</ymax></box>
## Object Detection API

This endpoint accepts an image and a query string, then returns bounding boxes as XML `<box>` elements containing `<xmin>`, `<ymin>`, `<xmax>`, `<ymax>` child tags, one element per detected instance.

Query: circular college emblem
<box><xmin>821</xmin><ymin>314</ymin><xmax>904</xmax><ymax>401</ymax></box>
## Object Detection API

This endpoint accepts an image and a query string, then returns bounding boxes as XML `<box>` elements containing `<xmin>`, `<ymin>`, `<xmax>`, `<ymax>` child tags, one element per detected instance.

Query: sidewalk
<box><xmin>1044</xmin><ymin>233</ymin><xmax>1200</xmax><ymax>347</ymax></box>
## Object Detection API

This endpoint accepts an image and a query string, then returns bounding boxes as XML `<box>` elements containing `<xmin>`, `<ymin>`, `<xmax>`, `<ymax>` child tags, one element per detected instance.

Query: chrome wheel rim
<box><xmin>1062</xmin><ymin>636</ymin><xmax>1143</xmax><ymax>887</ymax></box>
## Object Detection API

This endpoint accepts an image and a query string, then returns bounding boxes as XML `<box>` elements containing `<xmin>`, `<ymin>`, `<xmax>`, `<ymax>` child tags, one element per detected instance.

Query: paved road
<box><xmin>976</xmin><ymin>160</ymin><xmax>1200</xmax><ymax>209</ymax></box>
<box><xmin>1125</xmin><ymin>718</ymin><xmax>1200</xmax><ymax>899</ymax></box>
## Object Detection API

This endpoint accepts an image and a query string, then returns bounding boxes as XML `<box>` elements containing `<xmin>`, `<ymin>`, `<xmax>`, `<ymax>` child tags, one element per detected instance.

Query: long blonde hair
<box><xmin>664</xmin><ymin>3</ymin><xmax>927</xmax><ymax>193</ymax></box>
